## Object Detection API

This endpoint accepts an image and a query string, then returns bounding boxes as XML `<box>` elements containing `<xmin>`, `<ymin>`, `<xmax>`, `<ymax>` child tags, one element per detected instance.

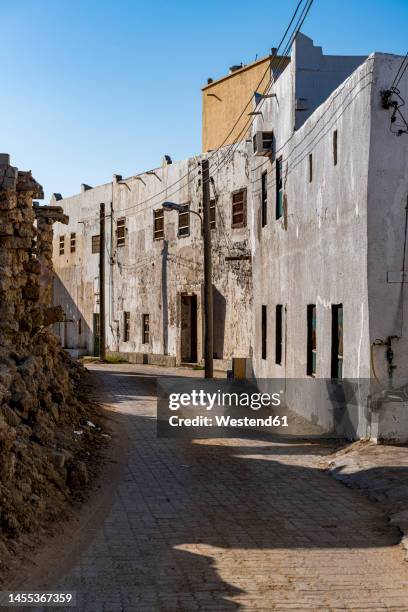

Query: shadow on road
<box><xmin>34</xmin><ymin>366</ymin><xmax>408</xmax><ymax>610</ymax></box>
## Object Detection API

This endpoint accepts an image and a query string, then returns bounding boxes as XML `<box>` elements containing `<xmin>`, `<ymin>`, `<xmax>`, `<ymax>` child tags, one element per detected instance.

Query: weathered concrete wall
<box><xmin>51</xmin><ymin>34</ymin><xmax>408</xmax><ymax>440</ymax></box>
<box><xmin>52</xmin><ymin>146</ymin><xmax>253</xmax><ymax>369</ymax></box>
<box><xmin>292</xmin><ymin>34</ymin><xmax>367</xmax><ymax>129</ymax></box>
<box><xmin>251</xmin><ymin>42</ymin><xmax>408</xmax><ymax>440</ymax></box>
<box><xmin>366</xmin><ymin>54</ymin><xmax>408</xmax><ymax>387</ymax></box>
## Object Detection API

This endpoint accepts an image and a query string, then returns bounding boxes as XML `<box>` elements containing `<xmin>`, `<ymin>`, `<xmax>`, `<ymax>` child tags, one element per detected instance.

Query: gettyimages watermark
<box><xmin>157</xmin><ymin>378</ymin><xmax>376</xmax><ymax>438</ymax></box>
<box><xmin>167</xmin><ymin>388</ymin><xmax>286</xmax><ymax>428</ymax></box>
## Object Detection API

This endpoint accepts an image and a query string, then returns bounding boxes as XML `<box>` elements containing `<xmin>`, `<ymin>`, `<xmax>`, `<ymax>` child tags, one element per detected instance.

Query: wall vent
<box><xmin>253</xmin><ymin>131</ymin><xmax>274</xmax><ymax>158</ymax></box>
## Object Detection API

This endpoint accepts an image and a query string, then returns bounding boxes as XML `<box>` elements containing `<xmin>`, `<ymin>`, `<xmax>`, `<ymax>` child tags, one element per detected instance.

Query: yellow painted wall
<box><xmin>202</xmin><ymin>56</ymin><xmax>289</xmax><ymax>153</ymax></box>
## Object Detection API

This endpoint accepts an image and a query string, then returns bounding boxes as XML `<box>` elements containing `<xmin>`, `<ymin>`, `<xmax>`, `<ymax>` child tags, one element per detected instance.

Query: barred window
<box><xmin>59</xmin><ymin>236</ymin><xmax>65</xmax><ymax>255</ymax></box>
<box><xmin>70</xmin><ymin>232</ymin><xmax>76</xmax><ymax>253</ymax></box>
<box><xmin>178</xmin><ymin>204</ymin><xmax>190</xmax><ymax>237</ymax></box>
<box><xmin>124</xmin><ymin>311</ymin><xmax>130</xmax><ymax>342</ymax></box>
<box><xmin>154</xmin><ymin>209</ymin><xmax>164</xmax><ymax>240</ymax></box>
<box><xmin>116</xmin><ymin>217</ymin><xmax>126</xmax><ymax>247</ymax></box>
<box><xmin>142</xmin><ymin>314</ymin><xmax>150</xmax><ymax>344</ymax></box>
<box><xmin>92</xmin><ymin>235</ymin><xmax>100</xmax><ymax>254</ymax></box>
<box><xmin>231</xmin><ymin>189</ymin><xmax>246</xmax><ymax>228</ymax></box>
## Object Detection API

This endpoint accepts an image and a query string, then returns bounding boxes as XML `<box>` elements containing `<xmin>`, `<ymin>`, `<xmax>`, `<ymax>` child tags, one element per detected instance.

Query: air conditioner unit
<box><xmin>253</xmin><ymin>131</ymin><xmax>274</xmax><ymax>158</ymax></box>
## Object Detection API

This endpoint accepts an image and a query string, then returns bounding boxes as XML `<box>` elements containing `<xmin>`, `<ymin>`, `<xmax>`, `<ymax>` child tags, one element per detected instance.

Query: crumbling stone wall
<box><xmin>0</xmin><ymin>154</ymin><xmax>96</xmax><ymax>554</ymax></box>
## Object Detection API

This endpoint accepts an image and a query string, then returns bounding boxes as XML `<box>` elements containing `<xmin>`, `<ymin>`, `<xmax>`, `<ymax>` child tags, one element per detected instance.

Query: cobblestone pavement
<box><xmin>38</xmin><ymin>365</ymin><xmax>408</xmax><ymax>610</ymax></box>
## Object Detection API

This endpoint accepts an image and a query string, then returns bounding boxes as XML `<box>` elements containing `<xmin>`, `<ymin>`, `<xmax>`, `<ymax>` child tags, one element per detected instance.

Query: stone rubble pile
<box><xmin>0</xmin><ymin>154</ymin><xmax>96</xmax><ymax>549</ymax></box>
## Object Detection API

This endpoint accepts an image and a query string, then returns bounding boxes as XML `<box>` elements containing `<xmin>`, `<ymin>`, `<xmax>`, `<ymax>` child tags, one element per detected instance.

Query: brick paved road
<box><xmin>38</xmin><ymin>365</ymin><xmax>408</xmax><ymax>611</ymax></box>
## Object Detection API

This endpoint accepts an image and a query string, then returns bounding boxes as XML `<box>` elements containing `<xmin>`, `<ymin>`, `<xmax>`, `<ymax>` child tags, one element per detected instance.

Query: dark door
<box><xmin>180</xmin><ymin>295</ymin><xmax>197</xmax><ymax>362</ymax></box>
<box><xmin>93</xmin><ymin>313</ymin><xmax>100</xmax><ymax>357</ymax></box>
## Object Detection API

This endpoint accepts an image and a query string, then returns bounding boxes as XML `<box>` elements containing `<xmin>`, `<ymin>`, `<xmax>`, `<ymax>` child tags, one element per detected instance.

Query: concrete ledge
<box><xmin>107</xmin><ymin>352</ymin><xmax>232</xmax><ymax>371</ymax></box>
<box><xmin>107</xmin><ymin>351</ymin><xmax>176</xmax><ymax>367</ymax></box>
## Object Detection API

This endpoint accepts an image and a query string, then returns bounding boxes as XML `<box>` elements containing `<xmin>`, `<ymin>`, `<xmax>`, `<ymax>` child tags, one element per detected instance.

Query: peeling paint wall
<box><xmin>52</xmin><ymin>146</ymin><xmax>253</xmax><ymax>370</ymax></box>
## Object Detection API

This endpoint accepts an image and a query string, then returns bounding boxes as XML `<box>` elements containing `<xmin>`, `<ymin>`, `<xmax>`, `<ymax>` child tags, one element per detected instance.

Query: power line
<box><xmin>391</xmin><ymin>52</ymin><xmax>408</xmax><ymax>89</ymax></box>
<box><xmin>251</xmin><ymin>65</ymin><xmax>374</xmax><ymax>190</ymax></box>
<box><xmin>73</xmin><ymin>0</ymin><xmax>314</xmax><ymax>226</ymax></box>
<box><xmin>208</xmin><ymin>0</ymin><xmax>315</xmax><ymax>177</ymax></box>
<box><xmin>206</xmin><ymin>0</ymin><xmax>305</xmax><ymax>158</ymax></box>
<box><xmin>118</xmin><ymin>0</ymin><xmax>314</xmax><ymax>214</ymax></box>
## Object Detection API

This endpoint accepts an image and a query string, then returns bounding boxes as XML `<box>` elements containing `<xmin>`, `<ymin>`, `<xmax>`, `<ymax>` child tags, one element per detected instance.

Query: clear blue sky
<box><xmin>2</xmin><ymin>0</ymin><xmax>407</xmax><ymax>202</ymax></box>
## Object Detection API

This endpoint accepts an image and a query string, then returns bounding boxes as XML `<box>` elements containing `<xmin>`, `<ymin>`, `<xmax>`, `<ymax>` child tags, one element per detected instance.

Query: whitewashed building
<box><xmin>250</xmin><ymin>35</ymin><xmax>408</xmax><ymax>439</ymax></box>
<box><xmin>52</xmin><ymin>146</ymin><xmax>253</xmax><ymax>370</ymax></box>
<box><xmin>52</xmin><ymin>34</ymin><xmax>408</xmax><ymax>439</ymax></box>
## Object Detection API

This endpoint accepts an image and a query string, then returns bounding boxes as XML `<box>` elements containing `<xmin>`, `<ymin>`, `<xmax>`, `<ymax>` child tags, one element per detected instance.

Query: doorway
<box><xmin>180</xmin><ymin>294</ymin><xmax>197</xmax><ymax>363</ymax></box>
<box><xmin>93</xmin><ymin>313</ymin><xmax>100</xmax><ymax>357</ymax></box>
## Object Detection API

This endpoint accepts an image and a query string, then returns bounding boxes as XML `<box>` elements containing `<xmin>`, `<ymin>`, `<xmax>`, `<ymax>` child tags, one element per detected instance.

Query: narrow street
<box><xmin>29</xmin><ymin>364</ymin><xmax>408</xmax><ymax>611</ymax></box>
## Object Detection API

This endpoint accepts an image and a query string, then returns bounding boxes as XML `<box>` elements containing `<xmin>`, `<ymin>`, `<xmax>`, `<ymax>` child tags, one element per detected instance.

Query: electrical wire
<box><xmin>391</xmin><ymin>52</ymin><xmax>408</xmax><ymax>89</ymax></box>
<box><xmin>96</xmin><ymin>0</ymin><xmax>309</xmax><ymax>226</ymax></box>
<box><xmin>206</xmin><ymin>0</ymin><xmax>305</xmax><ymax>159</ymax></box>
<box><xmin>72</xmin><ymin>0</ymin><xmax>316</xmax><ymax>227</ymax></box>
<box><xmin>208</xmin><ymin>0</ymin><xmax>315</xmax><ymax>177</ymax></box>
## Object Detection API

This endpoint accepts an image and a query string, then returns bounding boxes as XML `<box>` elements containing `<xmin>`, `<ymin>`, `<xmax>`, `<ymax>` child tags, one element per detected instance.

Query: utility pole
<box><xmin>99</xmin><ymin>202</ymin><xmax>106</xmax><ymax>362</ymax></box>
<box><xmin>202</xmin><ymin>158</ymin><xmax>213</xmax><ymax>378</ymax></box>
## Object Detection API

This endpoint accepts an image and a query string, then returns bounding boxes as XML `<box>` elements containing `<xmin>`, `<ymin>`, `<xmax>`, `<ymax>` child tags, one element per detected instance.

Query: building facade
<box><xmin>52</xmin><ymin>33</ymin><xmax>408</xmax><ymax>440</ymax></box>
<box><xmin>202</xmin><ymin>54</ymin><xmax>289</xmax><ymax>153</ymax></box>
<box><xmin>52</xmin><ymin>146</ymin><xmax>253</xmax><ymax>370</ymax></box>
<box><xmin>250</xmin><ymin>35</ymin><xmax>408</xmax><ymax>439</ymax></box>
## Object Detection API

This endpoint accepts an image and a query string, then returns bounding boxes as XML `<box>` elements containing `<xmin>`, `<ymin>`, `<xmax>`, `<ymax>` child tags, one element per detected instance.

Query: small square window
<box><xmin>142</xmin><ymin>314</ymin><xmax>150</xmax><ymax>344</ymax></box>
<box><xmin>124</xmin><ymin>311</ymin><xmax>130</xmax><ymax>342</ymax></box>
<box><xmin>154</xmin><ymin>209</ymin><xmax>164</xmax><ymax>240</ymax></box>
<box><xmin>210</xmin><ymin>199</ymin><xmax>216</xmax><ymax>230</ymax></box>
<box><xmin>232</xmin><ymin>189</ymin><xmax>246</xmax><ymax>228</ymax></box>
<box><xmin>116</xmin><ymin>217</ymin><xmax>126</xmax><ymax>247</ymax></box>
<box><xmin>178</xmin><ymin>204</ymin><xmax>190</xmax><ymax>237</ymax></box>
<box><xmin>59</xmin><ymin>236</ymin><xmax>65</xmax><ymax>255</ymax></box>
<box><xmin>70</xmin><ymin>232</ymin><xmax>76</xmax><ymax>253</ymax></box>
<box><xmin>92</xmin><ymin>235</ymin><xmax>100</xmax><ymax>254</ymax></box>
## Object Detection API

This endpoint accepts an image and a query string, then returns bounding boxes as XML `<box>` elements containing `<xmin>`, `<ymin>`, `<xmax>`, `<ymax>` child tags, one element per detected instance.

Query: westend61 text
<box><xmin>168</xmin><ymin>415</ymin><xmax>289</xmax><ymax>427</ymax></box>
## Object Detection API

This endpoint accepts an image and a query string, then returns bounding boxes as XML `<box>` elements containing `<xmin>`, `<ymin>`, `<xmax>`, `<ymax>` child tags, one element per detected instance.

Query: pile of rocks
<box><xmin>0</xmin><ymin>155</ymin><xmax>100</xmax><ymax>560</ymax></box>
